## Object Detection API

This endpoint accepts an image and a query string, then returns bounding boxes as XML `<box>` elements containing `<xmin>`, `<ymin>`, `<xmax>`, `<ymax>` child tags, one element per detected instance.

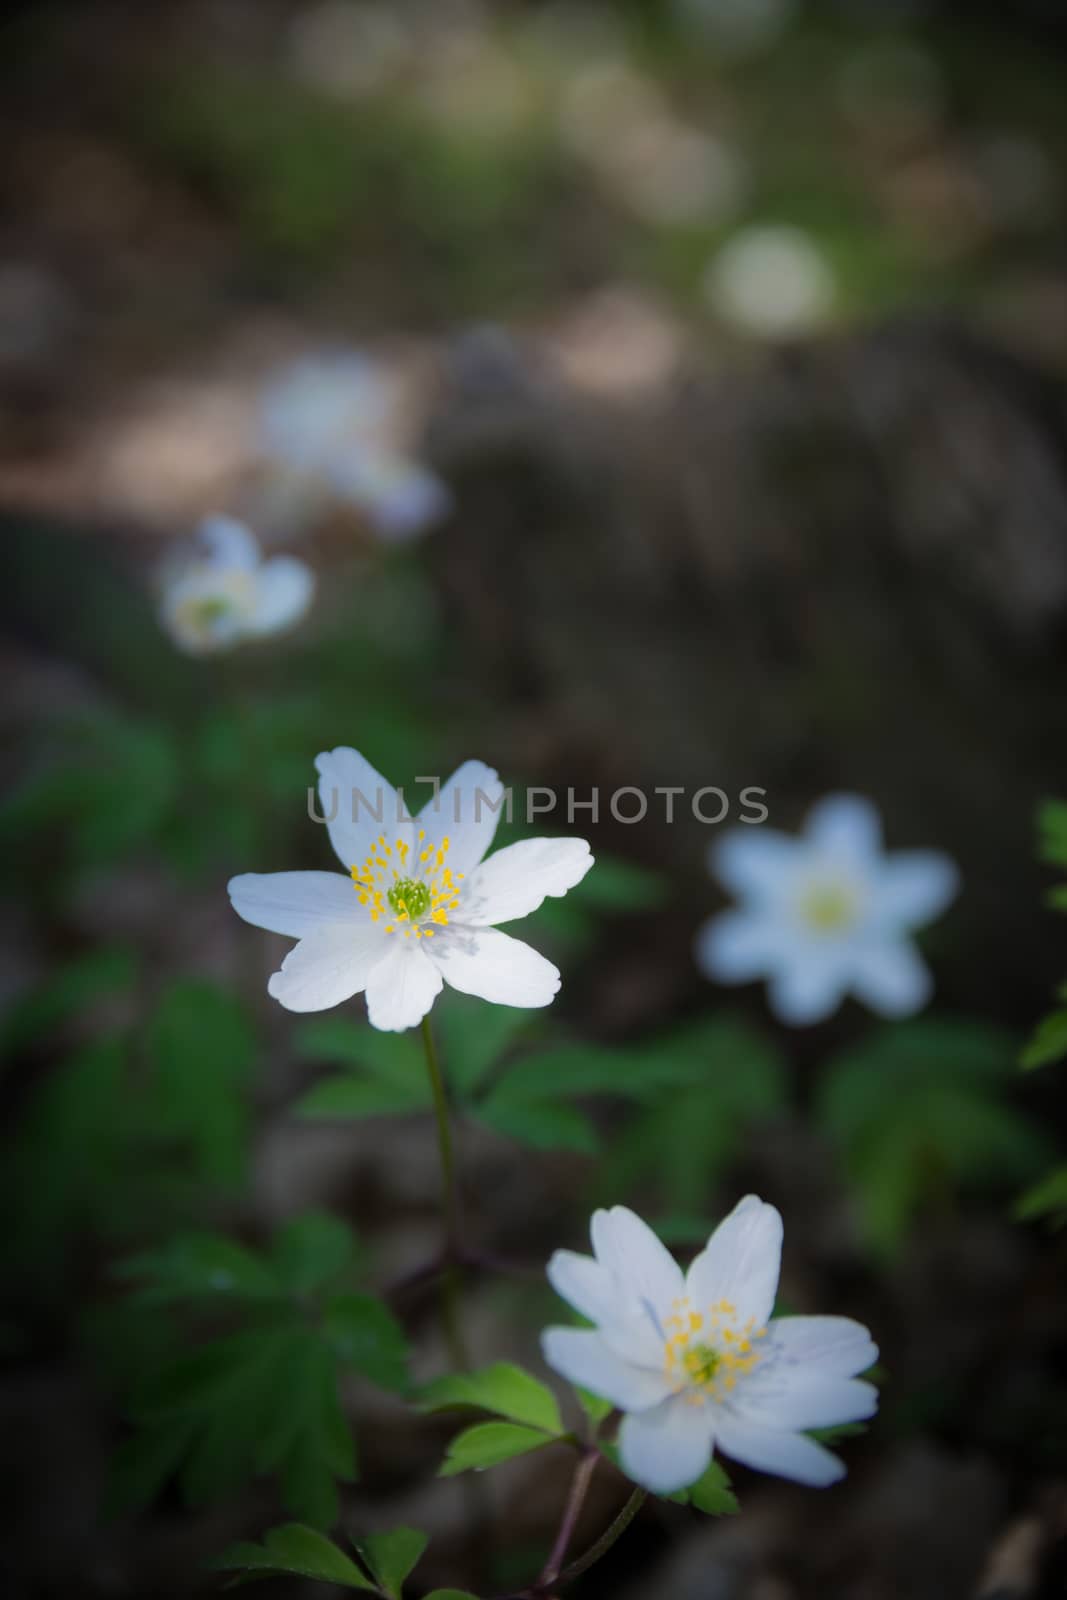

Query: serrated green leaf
<box><xmin>473</xmin><ymin>1096</ymin><xmax>598</xmax><ymax>1153</ymax></box>
<box><xmin>439</xmin><ymin>1421</ymin><xmax>556</xmax><ymax>1476</ymax></box>
<box><xmin>325</xmin><ymin>1293</ymin><xmax>410</xmax><ymax>1392</ymax></box>
<box><xmin>296</xmin><ymin>1075</ymin><xmax>430</xmax><ymax>1120</ymax></box>
<box><xmin>1020</xmin><ymin>1009</ymin><xmax>1067</xmax><ymax>1070</ymax></box>
<box><xmin>214</xmin><ymin>1524</ymin><xmax>373</xmax><ymax>1588</ymax></box>
<box><xmin>356</xmin><ymin>1527</ymin><xmax>427</xmax><ymax>1599</ymax></box>
<box><xmin>685</xmin><ymin>1459</ymin><xmax>739</xmax><ymax>1515</ymax></box>
<box><xmin>115</xmin><ymin>1232</ymin><xmax>280</xmax><ymax>1306</ymax></box>
<box><xmin>416</xmin><ymin>1363</ymin><xmax>563</xmax><ymax>1434</ymax></box>
<box><xmin>272</xmin><ymin>1213</ymin><xmax>358</xmax><ymax>1293</ymax></box>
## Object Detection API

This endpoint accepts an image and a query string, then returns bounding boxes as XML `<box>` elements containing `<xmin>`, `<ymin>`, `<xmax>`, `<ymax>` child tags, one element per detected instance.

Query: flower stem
<box><xmin>556</xmin><ymin>1488</ymin><xmax>646</xmax><ymax>1586</ymax></box>
<box><xmin>537</xmin><ymin>1448</ymin><xmax>599</xmax><ymax>1588</ymax></box>
<box><xmin>420</xmin><ymin>1014</ymin><xmax>469</xmax><ymax>1370</ymax></box>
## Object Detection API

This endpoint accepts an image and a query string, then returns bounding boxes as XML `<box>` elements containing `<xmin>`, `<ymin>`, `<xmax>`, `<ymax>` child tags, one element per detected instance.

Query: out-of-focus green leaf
<box><xmin>272</xmin><ymin>1213</ymin><xmax>360</xmax><ymax>1294</ymax></box>
<box><xmin>295</xmin><ymin>1019</ymin><xmax>430</xmax><ymax>1119</ymax></box>
<box><xmin>473</xmin><ymin>1093</ymin><xmax>599</xmax><ymax>1153</ymax></box>
<box><xmin>1015</xmin><ymin>1165</ymin><xmax>1067</xmax><ymax>1226</ymax></box>
<box><xmin>672</xmin><ymin>1459</ymin><xmax>738</xmax><ymax>1515</ymax></box>
<box><xmin>355</xmin><ymin>1527</ymin><xmax>427</xmax><ymax>1599</ymax></box>
<box><xmin>575</xmin><ymin>1385</ymin><xmax>613</xmax><ymax>1427</ymax></box>
<box><xmin>416</xmin><ymin>1363</ymin><xmax>563</xmax><ymax>1435</ymax></box>
<box><xmin>214</xmin><ymin>1524</ymin><xmax>374</xmax><ymax>1588</ymax></box>
<box><xmin>434</xmin><ymin>993</ymin><xmax>536</xmax><ymax>1099</ymax></box>
<box><xmin>818</xmin><ymin>1019</ymin><xmax>1050</xmax><ymax>1255</ymax></box>
<box><xmin>1037</xmin><ymin>800</ymin><xmax>1067</xmax><ymax>870</ymax></box>
<box><xmin>147</xmin><ymin>979</ymin><xmax>255</xmax><ymax>1184</ymax></box>
<box><xmin>1</xmin><ymin>944</ymin><xmax>137</xmax><ymax>1055</ymax></box>
<box><xmin>570</xmin><ymin>854</ymin><xmax>670</xmax><ymax>912</ymax></box>
<box><xmin>1020</xmin><ymin>1007</ymin><xmax>1067</xmax><ymax>1070</ymax></box>
<box><xmin>324</xmin><ymin>1293</ymin><xmax>410</xmax><ymax>1392</ymax></box>
<box><xmin>296</xmin><ymin>1076</ymin><xmax>430</xmax><ymax>1119</ymax></box>
<box><xmin>439</xmin><ymin>1421</ymin><xmax>556</xmax><ymax>1477</ymax></box>
<box><xmin>115</xmin><ymin>1233</ymin><xmax>281</xmax><ymax>1306</ymax></box>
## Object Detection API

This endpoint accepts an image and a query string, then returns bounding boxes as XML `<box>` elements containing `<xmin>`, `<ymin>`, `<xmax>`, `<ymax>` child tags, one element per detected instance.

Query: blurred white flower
<box><xmin>258</xmin><ymin>353</ymin><xmax>451</xmax><ymax>542</ymax></box>
<box><xmin>229</xmin><ymin>750</ymin><xmax>593</xmax><ymax>1032</ymax></box>
<box><xmin>705</xmin><ymin>224</ymin><xmax>835</xmax><ymax>337</ymax></box>
<box><xmin>675</xmin><ymin>0</ymin><xmax>797</xmax><ymax>59</ymax></box>
<box><xmin>159</xmin><ymin>515</ymin><xmax>314</xmax><ymax>656</ymax></box>
<box><xmin>696</xmin><ymin>794</ymin><xmax>959</xmax><ymax>1025</ymax></box>
<box><xmin>543</xmin><ymin>1196</ymin><xmax>878</xmax><ymax>1495</ymax></box>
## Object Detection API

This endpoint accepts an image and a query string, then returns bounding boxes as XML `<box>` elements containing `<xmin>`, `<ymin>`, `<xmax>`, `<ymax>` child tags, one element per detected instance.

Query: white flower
<box><xmin>159</xmin><ymin>515</ymin><xmax>314</xmax><ymax>656</ymax></box>
<box><xmin>695</xmin><ymin>795</ymin><xmax>958</xmax><ymax>1025</ymax></box>
<box><xmin>258</xmin><ymin>353</ymin><xmax>450</xmax><ymax>542</ymax></box>
<box><xmin>543</xmin><ymin>1197</ymin><xmax>878</xmax><ymax>1495</ymax></box>
<box><xmin>229</xmin><ymin>750</ymin><xmax>594</xmax><ymax>1032</ymax></box>
<box><xmin>704</xmin><ymin>224</ymin><xmax>834</xmax><ymax>338</ymax></box>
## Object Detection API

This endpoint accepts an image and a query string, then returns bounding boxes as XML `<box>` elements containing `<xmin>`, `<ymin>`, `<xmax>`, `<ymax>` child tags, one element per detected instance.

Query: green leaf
<box><xmin>325</xmin><ymin>1293</ymin><xmax>410</xmax><ymax>1392</ymax></box>
<box><xmin>1</xmin><ymin>944</ymin><xmax>137</xmax><ymax>1055</ymax></box>
<box><xmin>272</xmin><ymin>1213</ymin><xmax>358</xmax><ymax>1293</ymax></box>
<box><xmin>296</xmin><ymin>1075</ymin><xmax>430</xmax><ymax>1120</ymax></box>
<box><xmin>423</xmin><ymin>1592</ymin><xmax>481</xmax><ymax>1599</ymax></box>
<box><xmin>489</xmin><ymin>1045</ymin><xmax>634</xmax><ymax>1102</ymax></box>
<box><xmin>686</xmin><ymin>1460</ymin><xmax>739</xmax><ymax>1515</ymax></box>
<box><xmin>1020</xmin><ymin>1008</ymin><xmax>1067</xmax><ymax>1070</ymax></box>
<box><xmin>295</xmin><ymin>1019</ymin><xmax>426</xmax><ymax>1087</ymax></box>
<box><xmin>356</xmin><ymin>1528</ymin><xmax>427</xmax><ymax>1599</ymax></box>
<box><xmin>214</xmin><ymin>1524</ymin><xmax>374</xmax><ymax>1588</ymax></box>
<box><xmin>1015</xmin><ymin>1165</ymin><xmax>1067</xmax><ymax>1226</ymax></box>
<box><xmin>818</xmin><ymin>1019</ymin><xmax>1049</xmax><ymax>1255</ymax></box>
<box><xmin>1037</xmin><ymin>800</ymin><xmax>1067</xmax><ymax>870</ymax></box>
<box><xmin>473</xmin><ymin>1095</ymin><xmax>599</xmax><ymax>1153</ymax></box>
<box><xmin>434</xmin><ymin>993</ymin><xmax>535</xmax><ymax>1099</ymax></box>
<box><xmin>439</xmin><ymin>1422</ymin><xmax>556</xmax><ymax>1477</ymax></box>
<box><xmin>570</xmin><ymin>853</ymin><xmax>670</xmax><ymax>912</ymax></box>
<box><xmin>416</xmin><ymin>1363</ymin><xmax>563</xmax><ymax>1434</ymax></box>
<box><xmin>147</xmin><ymin>979</ymin><xmax>255</xmax><ymax>1185</ymax></box>
<box><xmin>115</xmin><ymin>1233</ymin><xmax>281</xmax><ymax>1306</ymax></box>
<box><xmin>575</xmin><ymin>1386</ymin><xmax>613</xmax><ymax>1427</ymax></box>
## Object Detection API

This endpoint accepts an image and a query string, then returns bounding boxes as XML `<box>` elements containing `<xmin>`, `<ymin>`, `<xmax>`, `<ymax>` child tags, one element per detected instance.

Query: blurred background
<box><xmin>2</xmin><ymin>0</ymin><xmax>1067</xmax><ymax>1595</ymax></box>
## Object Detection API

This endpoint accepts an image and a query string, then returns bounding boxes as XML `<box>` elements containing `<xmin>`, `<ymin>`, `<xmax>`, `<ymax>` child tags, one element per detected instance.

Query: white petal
<box><xmin>461</xmin><ymin>838</ymin><xmax>594</xmax><ymax>927</ymax></box>
<box><xmin>249</xmin><ymin>557</ymin><xmax>315</xmax><ymax>635</ymax></box>
<box><xmin>364</xmin><ymin>940</ymin><xmax>443</xmax><ymax>1032</ymax></box>
<box><xmin>332</xmin><ymin>453</ymin><xmax>450</xmax><ymax>541</ymax></box>
<box><xmin>591</xmin><ymin>1206</ymin><xmax>685</xmax><ymax>1311</ymax></box>
<box><xmin>228</xmin><ymin>871</ymin><xmax>366</xmax><ymax>938</ymax></box>
<box><xmin>711</xmin><ymin>829</ymin><xmax>798</xmax><ymax>903</ymax></box>
<box><xmin>428</xmin><ymin>926</ymin><xmax>560</xmax><ymax>1008</ymax></box>
<box><xmin>541</xmin><ymin>1328</ymin><xmax>672</xmax><ymax>1413</ymax></box>
<box><xmin>266</xmin><ymin>923</ymin><xmax>389</xmax><ymax>1013</ymax></box>
<box><xmin>714</xmin><ymin>1416</ymin><xmax>845</xmax><ymax>1486</ymax></box>
<box><xmin>876</xmin><ymin>851</ymin><xmax>959</xmax><ymax>928</ymax></box>
<box><xmin>806</xmin><ymin>794</ymin><xmax>882</xmax><ymax>867</ymax></box>
<box><xmin>314</xmin><ymin>747</ymin><xmax>412</xmax><ymax>872</ymax></box>
<box><xmin>419</xmin><ymin>760</ymin><xmax>503</xmax><ymax>877</ymax></box>
<box><xmin>694</xmin><ymin>909</ymin><xmax>784</xmax><ymax>983</ymax></box>
<box><xmin>768</xmin><ymin>951</ymin><xmax>850</xmax><ymax>1025</ymax></box>
<box><xmin>766</xmin><ymin>1316</ymin><xmax>878</xmax><ymax>1379</ymax></box>
<box><xmin>731</xmin><ymin>1372</ymin><xmax>878</xmax><ymax>1431</ymax></box>
<box><xmin>260</xmin><ymin>354</ymin><xmax>387</xmax><ymax>471</ymax></box>
<box><xmin>618</xmin><ymin>1394</ymin><xmax>714</xmax><ymax>1494</ymax></box>
<box><xmin>848</xmin><ymin>938</ymin><xmax>932</xmax><ymax>1018</ymax></box>
<box><xmin>546</xmin><ymin>1249</ymin><xmax>616</xmax><ymax>1325</ymax></box>
<box><xmin>198</xmin><ymin>514</ymin><xmax>260</xmax><ymax>571</ymax></box>
<box><xmin>686</xmin><ymin>1195</ymin><xmax>782</xmax><ymax>1327</ymax></box>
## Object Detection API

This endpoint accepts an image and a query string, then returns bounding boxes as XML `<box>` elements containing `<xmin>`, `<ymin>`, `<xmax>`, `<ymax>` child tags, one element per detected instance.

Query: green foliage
<box><xmin>354</xmin><ymin>1528</ymin><xmax>428</xmax><ymax>1600</ymax></box>
<box><xmin>418</xmin><ymin>1362</ymin><xmax>569</xmax><ymax>1479</ymax></box>
<box><xmin>1020</xmin><ymin>993</ymin><xmax>1067</xmax><ymax>1070</ymax></box>
<box><xmin>439</xmin><ymin>1421</ymin><xmax>558</xmax><ymax>1477</ymax></box>
<box><xmin>586</xmin><ymin>1018</ymin><xmax>787</xmax><ymax>1211</ymax></box>
<box><xmin>295</xmin><ymin>1019</ymin><xmax>432</xmax><ymax>1118</ymax></box>
<box><xmin>109</xmin><ymin>1215</ymin><xmax>409</xmax><ymax>1526</ymax></box>
<box><xmin>0</xmin><ymin>944</ymin><xmax>136</xmax><ymax>1056</ymax></box>
<box><xmin>1015</xmin><ymin>1165</ymin><xmax>1067</xmax><ymax>1227</ymax></box>
<box><xmin>416</xmin><ymin>1362</ymin><xmax>563</xmax><ymax>1435</ymax></box>
<box><xmin>818</xmin><ymin>1020</ymin><xmax>1050</xmax><ymax>1255</ymax></box>
<box><xmin>148</xmin><ymin>978</ymin><xmax>256</xmax><ymax>1184</ymax></box>
<box><xmin>670</xmin><ymin>1460</ymin><xmax>739</xmax><ymax>1515</ymax></box>
<box><xmin>218</xmin><ymin>1523</ymin><xmax>373</xmax><ymax>1588</ymax></box>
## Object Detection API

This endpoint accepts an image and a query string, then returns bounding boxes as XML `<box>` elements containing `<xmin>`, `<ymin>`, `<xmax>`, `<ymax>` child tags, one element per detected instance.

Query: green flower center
<box><xmin>681</xmin><ymin>1342</ymin><xmax>722</xmax><ymax>1386</ymax></box>
<box><xmin>387</xmin><ymin>877</ymin><xmax>431</xmax><ymax>921</ymax></box>
<box><xmin>799</xmin><ymin>883</ymin><xmax>856</xmax><ymax>932</ymax></box>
